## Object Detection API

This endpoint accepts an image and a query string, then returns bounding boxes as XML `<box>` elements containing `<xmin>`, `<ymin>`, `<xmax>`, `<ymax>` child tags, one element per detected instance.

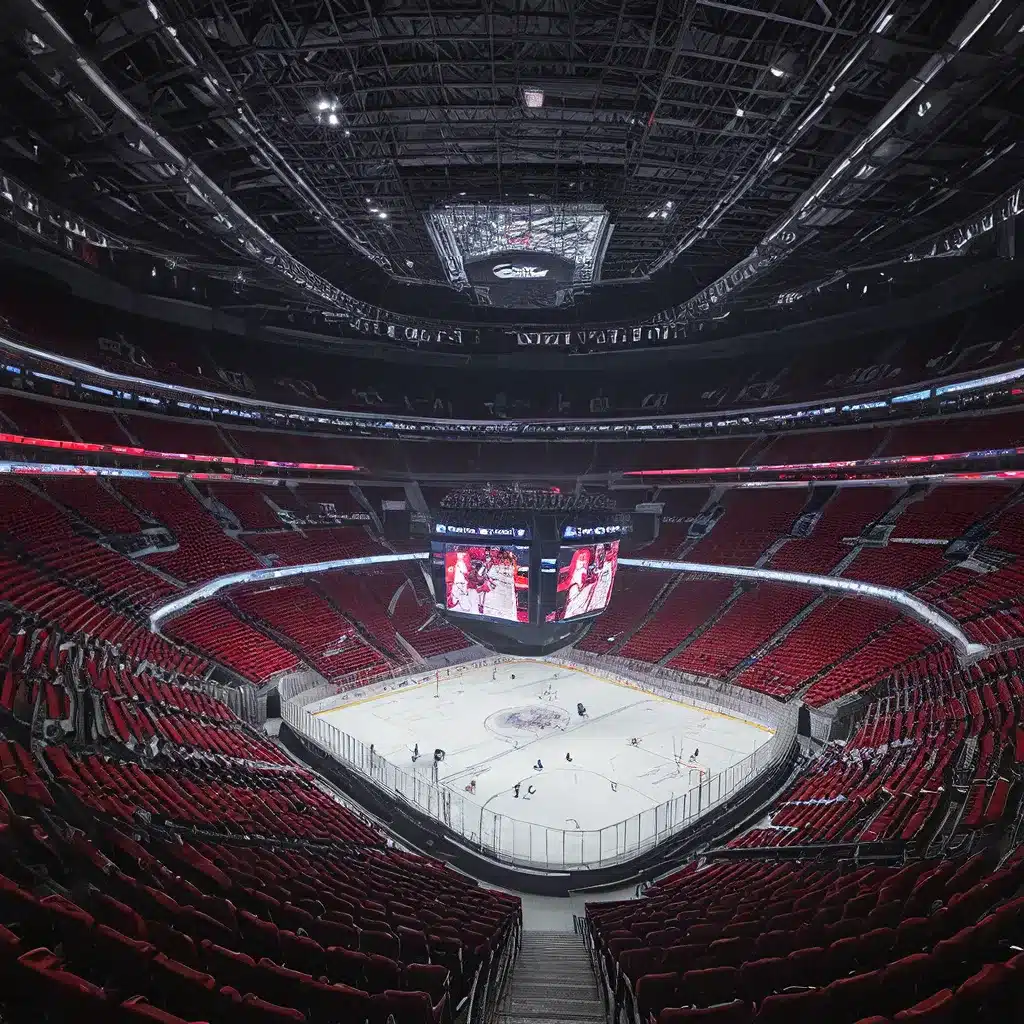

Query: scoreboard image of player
<box><xmin>443</xmin><ymin>544</ymin><xmax>530</xmax><ymax>623</ymax></box>
<box><xmin>551</xmin><ymin>541</ymin><xmax>620</xmax><ymax>621</ymax></box>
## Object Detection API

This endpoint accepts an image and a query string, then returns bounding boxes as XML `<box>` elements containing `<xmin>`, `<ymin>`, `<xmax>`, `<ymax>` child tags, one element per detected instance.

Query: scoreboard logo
<box><xmin>490</xmin><ymin>262</ymin><xmax>550</xmax><ymax>279</ymax></box>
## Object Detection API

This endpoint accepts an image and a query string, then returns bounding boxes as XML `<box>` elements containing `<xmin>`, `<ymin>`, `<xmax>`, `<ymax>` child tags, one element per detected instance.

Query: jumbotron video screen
<box><xmin>444</xmin><ymin>545</ymin><xmax>530</xmax><ymax>623</ymax></box>
<box><xmin>550</xmin><ymin>541</ymin><xmax>620</xmax><ymax>621</ymax></box>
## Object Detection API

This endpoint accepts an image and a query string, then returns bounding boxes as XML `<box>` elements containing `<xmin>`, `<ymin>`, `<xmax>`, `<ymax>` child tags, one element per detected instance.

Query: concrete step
<box><xmin>497</xmin><ymin>931</ymin><xmax>606</xmax><ymax>1024</ymax></box>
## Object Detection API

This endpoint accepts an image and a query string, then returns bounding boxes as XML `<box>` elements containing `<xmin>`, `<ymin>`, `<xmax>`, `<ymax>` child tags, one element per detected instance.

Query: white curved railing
<box><xmin>282</xmin><ymin>657</ymin><xmax>798</xmax><ymax>871</ymax></box>
<box><xmin>149</xmin><ymin>552</ymin><xmax>428</xmax><ymax>627</ymax></box>
<box><xmin>619</xmin><ymin>558</ymin><xmax>987</xmax><ymax>659</ymax></box>
<box><xmin>150</xmin><ymin>552</ymin><xmax>989</xmax><ymax>664</ymax></box>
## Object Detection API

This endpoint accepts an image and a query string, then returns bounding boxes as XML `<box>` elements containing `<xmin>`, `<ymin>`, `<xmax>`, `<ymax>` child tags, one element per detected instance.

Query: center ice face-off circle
<box><xmin>485</xmin><ymin>705</ymin><xmax>570</xmax><ymax>740</ymax></box>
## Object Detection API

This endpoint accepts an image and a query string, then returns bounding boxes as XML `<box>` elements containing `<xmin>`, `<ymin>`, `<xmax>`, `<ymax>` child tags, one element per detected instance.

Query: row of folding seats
<box><xmin>167</xmin><ymin>603</ymin><xmax>299</xmax><ymax>682</ymax></box>
<box><xmin>0</xmin><ymin>745</ymin><xmax>518</xmax><ymax>1023</ymax></box>
<box><xmin>115</xmin><ymin>481</ymin><xmax>260</xmax><ymax>587</ymax></box>
<box><xmin>43</xmin><ymin>748</ymin><xmax>380</xmax><ymax>844</ymax></box>
<box><xmin>86</xmin><ymin>661</ymin><xmax>229</xmax><ymax>719</ymax></box>
<box><xmin>589</xmin><ymin>850</ymin><xmax>1024</xmax><ymax>1024</ymax></box>
<box><xmin>0</xmin><ymin>481</ymin><xmax>176</xmax><ymax>608</ymax></box>
<box><xmin>650</xmin><ymin>949</ymin><xmax>1023</xmax><ymax>1023</ymax></box>
<box><xmin>315</xmin><ymin>572</ymin><xmax>415</xmax><ymax>666</ymax></box>
<box><xmin>233</xmin><ymin>585</ymin><xmax>387</xmax><ymax>681</ymax></box>
<box><xmin>734</xmin><ymin>599</ymin><xmax>897</xmax><ymax>699</ymax></box>
<box><xmin>36</xmin><ymin>475</ymin><xmax>143</xmax><ymax>534</ymax></box>
<box><xmin>205</xmin><ymin>482</ymin><xmax>289</xmax><ymax>531</ymax></box>
<box><xmin>619</xmin><ymin>579</ymin><xmax>733</xmax><ymax>665</ymax></box>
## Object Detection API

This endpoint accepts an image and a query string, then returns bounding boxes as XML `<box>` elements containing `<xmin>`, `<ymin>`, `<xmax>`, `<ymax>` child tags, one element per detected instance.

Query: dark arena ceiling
<box><xmin>0</xmin><ymin>0</ymin><xmax>1022</xmax><ymax>330</ymax></box>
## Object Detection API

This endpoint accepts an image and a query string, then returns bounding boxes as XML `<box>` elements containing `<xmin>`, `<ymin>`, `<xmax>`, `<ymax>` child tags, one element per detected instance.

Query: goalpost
<box><xmin>672</xmin><ymin>738</ymin><xmax>707</xmax><ymax>787</ymax></box>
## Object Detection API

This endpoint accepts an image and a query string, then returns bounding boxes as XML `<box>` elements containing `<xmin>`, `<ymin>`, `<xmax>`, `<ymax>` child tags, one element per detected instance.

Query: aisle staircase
<box><xmin>495</xmin><ymin>931</ymin><xmax>607</xmax><ymax>1024</ymax></box>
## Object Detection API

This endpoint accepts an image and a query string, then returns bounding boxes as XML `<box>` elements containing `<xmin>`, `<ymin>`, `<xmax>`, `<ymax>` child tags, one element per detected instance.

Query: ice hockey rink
<box><xmin>315</xmin><ymin>659</ymin><xmax>774</xmax><ymax>863</ymax></box>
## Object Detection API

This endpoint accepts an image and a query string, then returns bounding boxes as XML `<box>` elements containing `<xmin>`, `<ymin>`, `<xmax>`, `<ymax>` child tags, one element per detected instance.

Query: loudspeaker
<box><xmin>629</xmin><ymin>512</ymin><xmax>660</xmax><ymax>546</ymax></box>
<box><xmin>382</xmin><ymin>509</ymin><xmax>412</xmax><ymax>541</ymax></box>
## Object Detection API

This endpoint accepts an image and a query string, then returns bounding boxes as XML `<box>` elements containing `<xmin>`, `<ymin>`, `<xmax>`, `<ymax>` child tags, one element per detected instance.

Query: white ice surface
<box><xmin>318</xmin><ymin>660</ymin><xmax>772</xmax><ymax>838</ymax></box>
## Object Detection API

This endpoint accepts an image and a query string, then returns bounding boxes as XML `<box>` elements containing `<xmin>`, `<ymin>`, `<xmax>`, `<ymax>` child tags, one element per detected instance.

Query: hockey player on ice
<box><xmin>565</xmin><ymin>752</ymin><xmax>573</xmax><ymax>762</ymax></box>
<box><xmin>534</xmin><ymin>759</ymin><xmax>543</xmax><ymax>771</ymax></box>
<box><xmin>465</xmin><ymin>779</ymin><xmax>477</xmax><ymax>794</ymax></box>
<box><xmin>412</xmin><ymin>743</ymin><xmax>419</xmax><ymax>762</ymax></box>
<box><xmin>577</xmin><ymin>702</ymin><xmax>588</xmax><ymax>718</ymax></box>
<box><xmin>513</xmin><ymin>783</ymin><xmax>520</xmax><ymax>798</ymax></box>
<box><xmin>692</xmin><ymin>747</ymin><xmax>699</xmax><ymax>760</ymax></box>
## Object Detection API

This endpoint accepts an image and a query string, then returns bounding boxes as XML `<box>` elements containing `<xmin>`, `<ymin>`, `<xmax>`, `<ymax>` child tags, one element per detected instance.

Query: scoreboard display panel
<box><xmin>549</xmin><ymin>540</ymin><xmax>620</xmax><ymax>621</ymax></box>
<box><xmin>441</xmin><ymin>544</ymin><xmax>530</xmax><ymax>623</ymax></box>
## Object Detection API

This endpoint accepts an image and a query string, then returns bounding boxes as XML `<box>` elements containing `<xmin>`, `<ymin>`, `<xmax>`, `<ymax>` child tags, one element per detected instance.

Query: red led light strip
<box><xmin>0</xmin><ymin>431</ymin><xmax>361</xmax><ymax>473</ymax></box>
<box><xmin>623</xmin><ymin>446</ymin><xmax>1023</xmax><ymax>477</ymax></box>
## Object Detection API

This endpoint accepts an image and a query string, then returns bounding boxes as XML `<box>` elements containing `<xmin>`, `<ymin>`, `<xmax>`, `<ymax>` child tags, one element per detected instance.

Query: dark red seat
<box><xmin>255</xmin><ymin>957</ymin><xmax>313</xmax><ymax>1007</ymax></box>
<box><xmin>120</xmin><ymin>995</ymin><xmax>192</xmax><ymax>1023</ymax></box>
<box><xmin>327</xmin><ymin>945</ymin><xmax>370</xmax><ymax>988</ymax></box>
<box><xmin>149</xmin><ymin>952</ymin><xmax>217</xmax><ymax>1019</ymax></box>
<box><xmin>824</xmin><ymin>970</ymin><xmax>883</xmax><ymax>1024</ymax></box>
<box><xmin>16</xmin><ymin>947</ymin><xmax>109</xmax><ymax>1017</ymax></box>
<box><xmin>739</xmin><ymin>957</ymin><xmax>789</xmax><ymax>1001</ymax></box>
<box><xmin>682</xmin><ymin>965</ymin><xmax>739</xmax><ymax>1007</ymax></box>
<box><xmin>397</xmin><ymin>925</ymin><xmax>430</xmax><ymax>962</ymax></box>
<box><xmin>892</xmin><ymin>989</ymin><xmax>953</xmax><ymax>1023</ymax></box>
<box><xmin>371</xmin><ymin>987</ymin><xmax>449</xmax><ymax>1024</ymax></box>
<box><xmin>201</xmin><ymin>940</ymin><xmax>259</xmax><ymax>993</ymax></box>
<box><xmin>635</xmin><ymin>971</ymin><xmax>680</xmax><ymax>1022</ymax></box>
<box><xmin>951</xmin><ymin>962</ymin><xmax>1014</xmax><ymax>1014</ymax></box>
<box><xmin>237</xmin><ymin>992</ymin><xmax>306</xmax><ymax>1022</ymax></box>
<box><xmin>279</xmin><ymin>929</ymin><xmax>327</xmax><ymax>976</ymax></box>
<box><xmin>364</xmin><ymin>951</ymin><xmax>403</xmax><ymax>993</ymax></box>
<box><xmin>404</xmin><ymin>962</ymin><xmax>450</xmax><ymax>1002</ymax></box>
<box><xmin>786</xmin><ymin>946</ymin><xmax>826</xmax><ymax>988</ymax></box>
<box><xmin>659</xmin><ymin>1000</ymin><xmax>753</xmax><ymax>1024</ymax></box>
<box><xmin>361</xmin><ymin>927</ymin><xmax>401</xmax><ymax>961</ymax></box>
<box><xmin>753</xmin><ymin>987</ymin><xmax>828</xmax><ymax>1024</ymax></box>
<box><xmin>300</xmin><ymin>977</ymin><xmax>371</xmax><ymax>1022</ymax></box>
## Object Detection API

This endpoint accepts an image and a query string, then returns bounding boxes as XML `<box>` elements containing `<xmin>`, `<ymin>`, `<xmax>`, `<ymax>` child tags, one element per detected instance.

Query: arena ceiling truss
<box><xmin>0</xmin><ymin>0</ymin><xmax>1021</xmax><ymax>323</ymax></box>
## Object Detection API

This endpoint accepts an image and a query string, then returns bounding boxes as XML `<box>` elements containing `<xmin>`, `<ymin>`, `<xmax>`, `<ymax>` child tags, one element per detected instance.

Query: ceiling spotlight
<box><xmin>647</xmin><ymin>210</ymin><xmax>658</xmax><ymax>219</ymax></box>
<box><xmin>317</xmin><ymin>99</ymin><xmax>330</xmax><ymax>111</ymax></box>
<box><xmin>328</xmin><ymin>113</ymin><xmax>339</xmax><ymax>126</ymax></box>
<box><xmin>378</xmin><ymin>211</ymin><xmax>388</xmax><ymax>219</ymax></box>
<box><xmin>660</xmin><ymin>210</ymin><xmax>668</xmax><ymax>218</ymax></box>
<box><xmin>365</xmin><ymin>198</ymin><xmax>372</xmax><ymax>204</ymax></box>
<box><xmin>916</xmin><ymin>100</ymin><xmax>932</xmax><ymax>117</ymax></box>
<box><xmin>769</xmin><ymin>65</ymin><xmax>785</xmax><ymax>78</ymax></box>
<box><xmin>665</xmin><ymin>200</ymin><xmax>674</xmax><ymax>208</ymax></box>
<box><xmin>735</xmin><ymin>108</ymin><xmax>745</xmax><ymax>117</ymax></box>
<box><xmin>522</xmin><ymin>87</ymin><xmax>544</xmax><ymax>109</ymax></box>
<box><xmin>344</xmin><ymin>129</ymin><xmax>351</xmax><ymax>136</ymax></box>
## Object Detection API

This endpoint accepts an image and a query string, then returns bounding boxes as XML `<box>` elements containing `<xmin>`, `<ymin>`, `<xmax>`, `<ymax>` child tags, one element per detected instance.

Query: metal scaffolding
<box><xmin>0</xmin><ymin>0</ymin><xmax>1020</xmax><ymax>325</ymax></box>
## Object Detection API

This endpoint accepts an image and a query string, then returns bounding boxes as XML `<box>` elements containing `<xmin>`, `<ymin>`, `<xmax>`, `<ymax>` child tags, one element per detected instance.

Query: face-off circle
<box><xmin>485</xmin><ymin>705</ymin><xmax>569</xmax><ymax>740</ymax></box>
